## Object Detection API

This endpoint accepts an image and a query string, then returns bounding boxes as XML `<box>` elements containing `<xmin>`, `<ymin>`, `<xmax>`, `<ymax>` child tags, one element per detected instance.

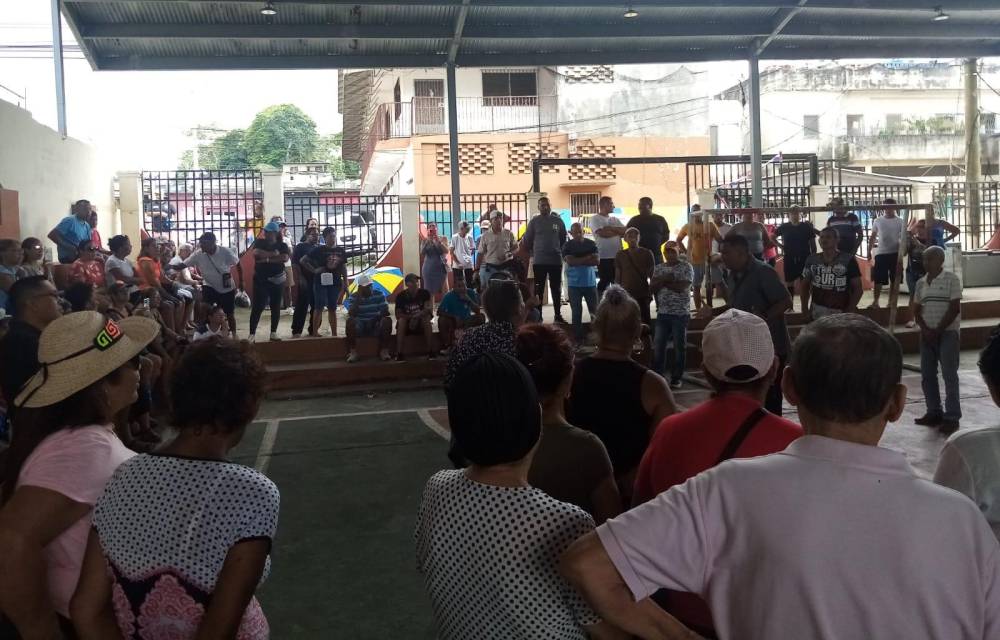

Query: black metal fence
<box><xmin>141</xmin><ymin>170</ymin><xmax>263</xmax><ymax>255</ymax></box>
<box><xmin>419</xmin><ymin>193</ymin><xmax>530</xmax><ymax>241</ymax></box>
<box><xmin>283</xmin><ymin>191</ymin><xmax>400</xmax><ymax>276</ymax></box>
<box><xmin>827</xmin><ymin>184</ymin><xmax>914</xmax><ymax>258</ymax></box>
<box><xmin>933</xmin><ymin>181</ymin><xmax>1000</xmax><ymax>251</ymax></box>
<box><xmin>685</xmin><ymin>156</ymin><xmax>831</xmax><ymax>212</ymax></box>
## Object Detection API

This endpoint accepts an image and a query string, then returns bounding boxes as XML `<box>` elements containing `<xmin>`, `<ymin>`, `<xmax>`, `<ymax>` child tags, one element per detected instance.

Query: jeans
<box><xmin>568</xmin><ymin>286</ymin><xmax>598</xmax><ymax>342</ymax></box>
<box><xmin>597</xmin><ymin>259</ymin><xmax>616</xmax><ymax>298</ymax></box>
<box><xmin>291</xmin><ymin>278</ymin><xmax>314</xmax><ymax>335</ymax></box>
<box><xmin>533</xmin><ymin>263</ymin><xmax>563</xmax><ymax>319</ymax></box>
<box><xmin>921</xmin><ymin>329</ymin><xmax>962</xmax><ymax>420</ymax></box>
<box><xmin>480</xmin><ymin>264</ymin><xmax>502</xmax><ymax>289</ymax></box>
<box><xmin>906</xmin><ymin>268</ymin><xmax>921</xmax><ymax>296</ymax></box>
<box><xmin>250</xmin><ymin>278</ymin><xmax>283</xmax><ymax>335</ymax></box>
<box><xmin>653</xmin><ymin>314</ymin><xmax>689</xmax><ymax>382</ymax></box>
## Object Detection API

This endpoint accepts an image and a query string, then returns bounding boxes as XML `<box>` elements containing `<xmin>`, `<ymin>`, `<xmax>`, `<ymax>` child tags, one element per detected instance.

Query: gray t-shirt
<box><xmin>185</xmin><ymin>246</ymin><xmax>240</xmax><ymax>293</ymax></box>
<box><xmin>724</xmin><ymin>260</ymin><xmax>791</xmax><ymax>355</ymax></box>
<box><xmin>105</xmin><ymin>255</ymin><xmax>138</xmax><ymax>295</ymax></box>
<box><xmin>729</xmin><ymin>221</ymin><xmax>767</xmax><ymax>256</ymax></box>
<box><xmin>523</xmin><ymin>214</ymin><xmax>567</xmax><ymax>266</ymax></box>
<box><xmin>872</xmin><ymin>215</ymin><xmax>905</xmax><ymax>255</ymax></box>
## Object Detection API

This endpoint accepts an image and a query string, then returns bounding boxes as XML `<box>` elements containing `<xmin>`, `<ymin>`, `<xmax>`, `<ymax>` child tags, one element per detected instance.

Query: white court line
<box><xmin>255</xmin><ymin>419</ymin><xmax>280</xmax><ymax>473</ymax></box>
<box><xmin>417</xmin><ymin>408</ymin><xmax>450</xmax><ymax>440</ymax></box>
<box><xmin>264</xmin><ymin>406</ymin><xmax>446</xmax><ymax>423</ymax></box>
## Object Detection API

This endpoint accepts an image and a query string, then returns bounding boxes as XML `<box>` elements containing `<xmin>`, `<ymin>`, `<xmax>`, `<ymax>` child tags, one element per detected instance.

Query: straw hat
<box><xmin>15</xmin><ymin>311</ymin><xmax>159</xmax><ymax>409</ymax></box>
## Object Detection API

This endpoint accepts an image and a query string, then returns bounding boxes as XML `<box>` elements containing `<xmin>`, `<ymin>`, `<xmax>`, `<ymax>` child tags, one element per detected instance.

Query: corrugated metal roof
<box><xmin>63</xmin><ymin>1</ymin><xmax>1000</xmax><ymax>71</ymax></box>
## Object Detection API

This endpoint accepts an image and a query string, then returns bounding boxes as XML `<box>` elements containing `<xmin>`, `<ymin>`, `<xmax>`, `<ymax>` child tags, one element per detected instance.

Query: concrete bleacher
<box><xmin>252</xmin><ymin>298</ymin><xmax>1000</xmax><ymax>393</ymax></box>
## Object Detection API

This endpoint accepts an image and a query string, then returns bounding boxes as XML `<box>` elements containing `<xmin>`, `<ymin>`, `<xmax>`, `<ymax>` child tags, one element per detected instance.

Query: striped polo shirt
<box><xmin>915</xmin><ymin>270</ymin><xmax>962</xmax><ymax>331</ymax></box>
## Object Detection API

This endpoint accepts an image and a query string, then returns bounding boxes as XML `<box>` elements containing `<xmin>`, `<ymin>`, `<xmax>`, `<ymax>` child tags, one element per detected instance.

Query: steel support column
<box><xmin>446</xmin><ymin>62</ymin><xmax>461</xmax><ymax>231</ymax></box>
<box><xmin>51</xmin><ymin>0</ymin><xmax>67</xmax><ymax>136</ymax></box>
<box><xmin>748</xmin><ymin>48</ymin><xmax>763</xmax><ymax>208</ymax></box>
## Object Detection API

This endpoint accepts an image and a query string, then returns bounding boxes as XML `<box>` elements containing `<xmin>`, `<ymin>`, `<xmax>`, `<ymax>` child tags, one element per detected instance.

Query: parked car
<box><xmin>325</xmin><ymin>210</ymin><xmax>378</xmax><ymax>258</ymax></box>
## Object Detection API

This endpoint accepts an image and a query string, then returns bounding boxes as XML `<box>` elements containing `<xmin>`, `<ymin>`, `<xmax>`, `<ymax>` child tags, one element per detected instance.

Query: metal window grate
<box><xmin>829</xmin><ymin>184</ymin><xmax>913</xmax><ymax>258</ymax></box>
<box><xmin>283</xmin><ymin>191</ymin><xmax>401</xmax><ymax>277</ymax></box>
<box><xmin>933</xmin><ymin>181</ymin><xmax>1000</xmax><ymax>251</ymax></box>
<box><xmin>570</xmin><ymin>193</ymin><xmax>600</xmax><ymax>217</ymax></box>
<box><xmin>141</xmin><ymin>170</ymin><xmax>263</xmax><ymax>255</ymax></box>
<box><xmin>419</xmin><ymin>193</ymin><xmax>530</xmax><ymax>268</ymax></box>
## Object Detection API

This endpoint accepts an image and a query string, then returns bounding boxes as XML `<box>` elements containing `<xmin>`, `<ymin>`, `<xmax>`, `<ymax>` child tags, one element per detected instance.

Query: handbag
<box><xmin>266</xmin><ymin>271</ymin><xmax>287</xmax><ymax>286</ymax></box>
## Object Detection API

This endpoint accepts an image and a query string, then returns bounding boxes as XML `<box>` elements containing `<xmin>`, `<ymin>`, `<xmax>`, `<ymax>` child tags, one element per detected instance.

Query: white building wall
<box><xmin>0</xmin><ymin>99</ymin><xmax>114</xmax><ymax>249</ymax></box>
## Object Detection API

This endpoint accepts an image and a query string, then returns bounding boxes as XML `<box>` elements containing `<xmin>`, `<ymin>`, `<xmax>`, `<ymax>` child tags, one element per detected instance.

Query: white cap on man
<box><xmin>701</xmin><ymin>309</ymin><xmax>775</xmax><ymax>383</ymax></box>
<box><xmin>356</xmin><ymin>274</ymin><xmax>373</xmax><ymax>288</ymax></box>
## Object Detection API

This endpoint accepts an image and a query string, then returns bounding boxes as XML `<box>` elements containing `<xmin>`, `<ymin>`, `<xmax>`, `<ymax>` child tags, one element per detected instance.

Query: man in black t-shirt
<box><xmin>395</xmin><ymin>273</ymin><xmax>437</xmax><ymax>361</ymax></box>
<box><xmin>290</xmin><ymin>227</ymin><xmax>319</xmax><ymax>337</ymax></box>
<box><xmin>774</xmin><ymin>207</ymin><xmax>819</xmax><ymax>311</ymax></box>
<box><xmin>626</xmin><ymin>197</ymin><xmax>669</xmax><ymax>265</ymax></box>
<box><xmin>301</xmin><ymin>227</ymin><xmax>348</xmax><ymax>336</ymax></box>
<box><xmin>826</xmin><ymin>198</ymin><xmax>863</xmax><ymax>255</ymax></box>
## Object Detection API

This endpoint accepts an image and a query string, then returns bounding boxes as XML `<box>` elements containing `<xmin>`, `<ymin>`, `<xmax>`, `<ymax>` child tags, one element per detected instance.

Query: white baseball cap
<box><xmin>356</xmin><ymin>274</ymin><xmax>373</xmax><ymax>287</ymax></box>
<box><xmin>489</xmin><ymin>210</ymin><xmax>505</xmax><ymax>221</ymax></box>
<box><xmin>701</xmin><ymin>309</ymin><xmax>775</xmax><ymax>383</ymax></box>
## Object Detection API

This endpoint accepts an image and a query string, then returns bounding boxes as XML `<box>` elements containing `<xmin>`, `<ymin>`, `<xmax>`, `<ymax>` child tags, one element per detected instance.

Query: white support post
<box><xmin>400</xmin><ymin>195</ymin><xmax>421</xmax><ymax>277</ymax></box>
<box><xmin>748</xmin><ymin>49</ymin><xmax>763</xmax><ymax>209</ymax></box>
<box><xmin>117</xmin><ymin>171</ymin><xmax>143</xmax><ymax>251</ymax></box>
<box><xmin>526</xmin><ymin>191</ymin><xmax>545</xmax><ymax>217</ymax></box>
<box><xmin>261</xmin><ymin>169</ymin><xmax>283</xmax><ymax>222</ymax></box>
<box><xmin>50</xmin><ymin>0</ymin><xmax>67</xmax><ymax>137</ymax></box>
<box><xmin>446</xmin><ymin>63</ymin><xmax>462</xmax><ymax>233</ymax></box>
<box><xmin>808</xmin><ymin>185</ymin><xmax>831</xmax><ymax>228</ymax></box>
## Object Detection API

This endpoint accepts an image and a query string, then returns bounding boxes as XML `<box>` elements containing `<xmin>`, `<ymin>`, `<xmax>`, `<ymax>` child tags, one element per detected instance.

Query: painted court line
<box><xmin>255</xmin><ymin>419</ymin><xmax>281</xmax><ymax>474</ymax></box>
<box><xmin>417</xmin><ymin>409</ymin><xmax>450</xmax><ymax>440</ymax></box>
<box><xmin>266</xmin><ymin>406</ymin><xmax>446</xmax><ymax>423</ymax></box>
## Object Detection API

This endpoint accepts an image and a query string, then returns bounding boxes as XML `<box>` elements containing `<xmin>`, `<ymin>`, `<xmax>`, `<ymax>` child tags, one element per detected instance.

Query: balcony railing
<box><xmin>362</xmin><ymin>95</ymin><xmax>558</xmax><ymax>179</ymax></box>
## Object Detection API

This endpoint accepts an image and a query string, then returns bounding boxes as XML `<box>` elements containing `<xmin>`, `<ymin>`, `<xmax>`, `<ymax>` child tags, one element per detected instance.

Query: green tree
<box><xmin>318</xmin><ymin>132</ymin><xmax>361</xmax><ymax>179</ymax></box>
<box><xmin>243</xmin><ymin>104</ymin><xmax>319</xmax><ymax>168</ymax></box>
<box><xmin>211</xmin><ymin>129</ymin><xmax>249</xmax><ymax>169</ymax></box>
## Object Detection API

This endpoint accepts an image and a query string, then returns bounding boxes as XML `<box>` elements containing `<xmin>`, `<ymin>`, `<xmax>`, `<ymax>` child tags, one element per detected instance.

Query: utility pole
<box><xmin>964</xmin><ymin>58</ymin><xmax>982</xmax><ymax>244</ymax></box>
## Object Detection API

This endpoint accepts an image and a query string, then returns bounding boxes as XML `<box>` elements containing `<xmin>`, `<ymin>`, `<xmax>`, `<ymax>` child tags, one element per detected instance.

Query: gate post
<box><xmin>117</xmin><ymin>171</ymin><xmax>143</xmax><ymax>250</ymax></box>
<box><xmin>526</xmin><ymin>191</ymin><xmax>544</xmax><ymax>217</ymax></box>
<box><xmin>261</xmin><ymin>169</ymin><xmax>283</xmax><ymax>221</ymax></box>
<box><xmin>400</xmin><ymin>195</ymin><xmax>421</xmax><ymax>277</ymax></box>
<box><xmin>808</xmin><ymin>185</ymin><xmax>831</xmax><ymax>228</ymax></box>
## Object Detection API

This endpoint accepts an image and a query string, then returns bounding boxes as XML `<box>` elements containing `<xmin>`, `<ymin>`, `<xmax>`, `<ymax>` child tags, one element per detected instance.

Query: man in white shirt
<box><xmin>184</xmin><ymin>232</ymin><xmax>243</xmax><ymax>336</ymax></box>
<box><xmin>450</xmin><ymin>221</ymin><xmax>475</xmax><ymax>290</ymax></box>
<box><xmin>868</xmin><ymin>199</ymin><xmax>905</xmax><ymax>309</ymax></box>
<box><xmin>476</xmin><ymin>211</ymin><xmax>517</xmax><ymax>289</ymax></box>
<box><xmin>561</xmin><ymin>313</ymin><xmax>1000</xmax><ymax>640</ymax></box>
<box><xmin>914</xmin><ymin>245</ymin><xmax>963</xmax><ymax>435</ymax></box>
<box><xmin>589</xmin><ymin>196</ymin><xmax>625</xmax><ymax>298</ymax></box>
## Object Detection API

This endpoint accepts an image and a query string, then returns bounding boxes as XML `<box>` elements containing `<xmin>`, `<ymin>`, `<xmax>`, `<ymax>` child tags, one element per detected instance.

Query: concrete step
<box><xmin>266</xmin><ymin>357</ymin><xmax>445</xmax><ymax>391</ymax></box>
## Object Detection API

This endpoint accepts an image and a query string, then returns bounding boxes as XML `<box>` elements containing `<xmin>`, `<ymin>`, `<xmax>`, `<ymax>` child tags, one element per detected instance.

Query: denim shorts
<box><xmin>313</xmin><ymin>279</ymin><xmax>343</xmax><ymax>310</ymax></box>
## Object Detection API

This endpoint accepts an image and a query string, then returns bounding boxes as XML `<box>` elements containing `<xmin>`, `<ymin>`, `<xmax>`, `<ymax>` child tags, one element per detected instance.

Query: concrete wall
<box><xmin>0</xmin><ymin>99</ymin><xmax>114</xmax><ymax>252</ymax></box>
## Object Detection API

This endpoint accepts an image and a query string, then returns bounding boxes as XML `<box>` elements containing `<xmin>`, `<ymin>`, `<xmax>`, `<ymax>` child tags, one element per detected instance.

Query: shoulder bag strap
<box><xmin>715</xmin><ymin>406</ymin><xmax>768</xmax><ymax>466</ymax></box>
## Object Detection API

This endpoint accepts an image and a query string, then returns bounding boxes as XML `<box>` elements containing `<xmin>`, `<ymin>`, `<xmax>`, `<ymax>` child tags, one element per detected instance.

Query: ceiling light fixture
<box><xmin>623</xmin><ymin>6</ymin><xmax>639</xmax><ymax>19</ymax></box>
<box><xmin>261</xmin><ymin>1</ymin><xmax>277</xmax><ymax>16</ymax></box>
<box><xmin>932</xmin><ymin>6</ymin><xmax>950</xmax><ymax>21</ymax></box>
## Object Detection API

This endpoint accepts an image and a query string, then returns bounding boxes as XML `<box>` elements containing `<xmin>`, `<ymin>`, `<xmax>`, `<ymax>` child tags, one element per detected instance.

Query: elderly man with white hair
<box><xmin>913</xmin><ymin>244</ymin><xmax>963</xmax><ymax>435</ymax></box>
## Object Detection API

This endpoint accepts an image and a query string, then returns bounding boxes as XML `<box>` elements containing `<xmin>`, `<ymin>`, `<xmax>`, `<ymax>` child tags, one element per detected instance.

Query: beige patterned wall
<box><xmin>568</xmin><ymin>144</ymin><xmax>617</xmax><ymax>181</ymax></box>
<box><xmin>435</xmin><ymin>144</ymin><xmax>495</xmax><ymax>176</ymax></box>
<box><xmin>507</xmin><ymin>142</ymin><xmax>561</xmax><ymax>174</ymax></box>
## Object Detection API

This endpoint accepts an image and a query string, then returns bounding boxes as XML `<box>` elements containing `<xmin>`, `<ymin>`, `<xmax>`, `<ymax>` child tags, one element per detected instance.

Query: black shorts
<box><xmin>203</xmin><ymin>287</ymin><xmax>236</xmax><ymax>315</ymax></box>
<box><xmin>872</xmin><ymin>253</ymin><xmax>900</xmax><ymax>285</ymax></box>
<box><xmin>783</xmin><ymin>255</ymin><xmax>808</xmax><ymax>283</ymax></box>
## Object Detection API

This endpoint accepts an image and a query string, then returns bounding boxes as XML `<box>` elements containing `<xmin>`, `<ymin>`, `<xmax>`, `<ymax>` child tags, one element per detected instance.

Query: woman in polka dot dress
<box><xmin>419</xmin><ymin>353</ymin><xmax>626</xmax><ymax>639</ymax></box>
<box><xmin>71</xmin><ymin>339</ymin><xmax>280</xmax><ymax>640</ymax></box>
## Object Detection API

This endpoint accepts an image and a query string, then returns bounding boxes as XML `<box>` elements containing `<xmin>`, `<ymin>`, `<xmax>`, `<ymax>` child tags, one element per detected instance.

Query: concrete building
<box><xmin>715</xmin><ymin>61</ymin><xmax>1000</xmax><ymax>179</ymax></box>
<box><xmin>340</xmin><ymin>65</ymin><xmax>716</xmax><ymax>224</ymax></box>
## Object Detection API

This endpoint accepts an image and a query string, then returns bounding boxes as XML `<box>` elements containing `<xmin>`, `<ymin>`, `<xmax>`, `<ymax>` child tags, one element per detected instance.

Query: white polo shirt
<box><xmin>915</xmin><ymin>269</ymin><xmax>962</xmax><ymax>331</ymax></box>
<box><xmin>597</xmin><ymin>435</ymin><xmax>1000</xmax><ymax>640</ymax></box>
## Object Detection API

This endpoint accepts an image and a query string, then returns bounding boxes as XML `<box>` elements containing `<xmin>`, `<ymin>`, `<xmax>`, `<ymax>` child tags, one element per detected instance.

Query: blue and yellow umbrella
<box><xmin>344</xmin><ymin>267</ymin><xmax>404</xmax><ymax>309</ymax></box>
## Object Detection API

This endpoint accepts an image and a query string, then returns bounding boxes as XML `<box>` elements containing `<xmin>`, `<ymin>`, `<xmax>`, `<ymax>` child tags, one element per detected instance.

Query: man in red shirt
<box><xmin>632</xmin><ymin>308</ymin><xmax>803</xmax><ymax>637</ymax></box>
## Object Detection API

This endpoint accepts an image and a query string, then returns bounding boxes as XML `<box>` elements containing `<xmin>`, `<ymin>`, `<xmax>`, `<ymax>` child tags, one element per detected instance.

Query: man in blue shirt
<box><xmin>48</xmin><ymin>200</ymin><xmax>93</xmax><ymax>264</ymax></box>
<box><xmin>563</xmin><ymin>222</ymin><xmax>599</xmax><ymax>345</ymax></box>
<box><xmin>345</xmin><ymin>274</ymin><xmax>393</xmax><ymax>363</ymax></box>
<box><xmin>437</xmin><ymin>276</ymin><xmax>485</xmax><ymax>351</ymax></box>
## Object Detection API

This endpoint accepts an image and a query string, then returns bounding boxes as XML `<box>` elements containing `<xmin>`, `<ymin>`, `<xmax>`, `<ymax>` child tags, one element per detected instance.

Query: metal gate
<box><xmin>283</xmin><ymin>191</ymin><xmax>400</xmax><ymax>276</ymax></box>
<box><xmin>570</xmin><ymin>193</ymin><xmax>601</xmax><ymax>217</ymax></box>
<box><xmin>934</xmin><ymin>181</ymin><xmax>1000</xmax><ymax>251</ymax></box>
<box><xmin>141</xmin><ymin>170</ymin><xmax>263</xmax><ymax>255</ymax></box>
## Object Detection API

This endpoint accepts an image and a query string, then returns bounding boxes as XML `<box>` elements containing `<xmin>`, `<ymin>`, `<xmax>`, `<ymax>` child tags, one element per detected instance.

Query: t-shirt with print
<box><xmin>437</xmin><ymin>289</ymin><xmax>479</xmax><ymax>320</ymax></box>
<box><xmin>415</xmin><ymin>469</ymin><xmax>600</xmax><ymax>639</ymax></box>
<box><xmin>679</xmin><ymin>221</ymin><xmax>720</xmax><ymax>264</ymax></box>
<box><xmin>396</xmin><ymin>288</ymin><xmax>431</xmax><ymax>317</ymax></box>
<box><xmin>563</xmin><ymin>238</ymin><xmax>598</xmax><ymax>289</ymax></box>
<box><xmin>802</xmin><ymin>252</ymin><xmax>861</xmax><ymax>311</ymax></box>
<box><xmin>16</xmin><ymin>424</ymin><xmax>135</xmax><ymax>616</ymax></box>
<box><xmin>306</xmin><ymin>245</ymin><xmax>347</xmax><ymax>287</ymax></box>
<box><xmin>93</xmin><ymin>454</ymin><xmax>279</xmax><ymax>640</ymax></box>
<box><xmin>589</xmin><ymin>214</ymin><xmax>625</xmax><ymax>260</ymax></box>
<box><xmin>872</xmin><ymin>216</ymin><xmax>904</xmax><ymax>255</ymax></box>
<box><xmin>524</xmin><ymin>214</ymin><xmax>568</xmax><ymax>266</ymax></box>
<box><xmin>827</xmin><ymin>213</ymin><xmax>863</xmax><ymax>254</ymax></box>
<box><xmin>653</xmin><ymin>260</ymin><xmax>693</xmax><ymax>317</ymax></box>
<box><xmin>915</xmin><ymin>270</ymin><xmax>962</xmax><ymax>332</ymax></box>
<box><xmin>185</xmin><ymin>247</ymin><xmax>240</xmax><ymax>293</ymax></box>
<box><xmin>251</xmin><ymin>238</ymin><xmax>290</xmax><ymax>280</ymax></box>
<box><xmin>775</xmin><ymin>221</ymin><xmax>817</xmax><ymax>259</ymax></box>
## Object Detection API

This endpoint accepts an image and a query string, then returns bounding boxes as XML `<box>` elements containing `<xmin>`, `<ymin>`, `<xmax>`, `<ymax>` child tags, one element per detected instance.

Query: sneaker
<box><xmin>270</xmin><ymin>332</ymin><xmax>282</xmax><ymax>342</ymax></box>
<box><xmin>939</xmin><ymin>419</ymin><xmax>961</xmax><ymax>436</ymax></box>
<box><xmin>379</xmin><ymin>349</ymin><xmax>392</xmax><ymax>362</ymax></box>
<box><xmin>914</xmin><ymin>414</ymin><xmax>943</xmax><ymax>427</ymax></box>
<box><xmin>291</xmin><ymin>333</ymin><xmax>302</xmax><ymax>339</ymax></box>
<box><xmin>346</xmin><ymin>351</ymin><xmax>360</xmax><ymax>363</ymax></box>
<box><xmin>670</xmin><ymin>379</ymin><xmax>683</xmax><ymax>390</ymax></box>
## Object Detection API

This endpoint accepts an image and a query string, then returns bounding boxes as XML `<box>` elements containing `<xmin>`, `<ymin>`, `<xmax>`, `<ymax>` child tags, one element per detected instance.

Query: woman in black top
<box><xmin>567</xmin><ymin>285</ymin><xmax>677</xmax><ymax>504</ymax></box>
<box><xmin>249</xmin><ymin>222</ymin><xmax>290</xmax><ymax>341</ymax></box>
